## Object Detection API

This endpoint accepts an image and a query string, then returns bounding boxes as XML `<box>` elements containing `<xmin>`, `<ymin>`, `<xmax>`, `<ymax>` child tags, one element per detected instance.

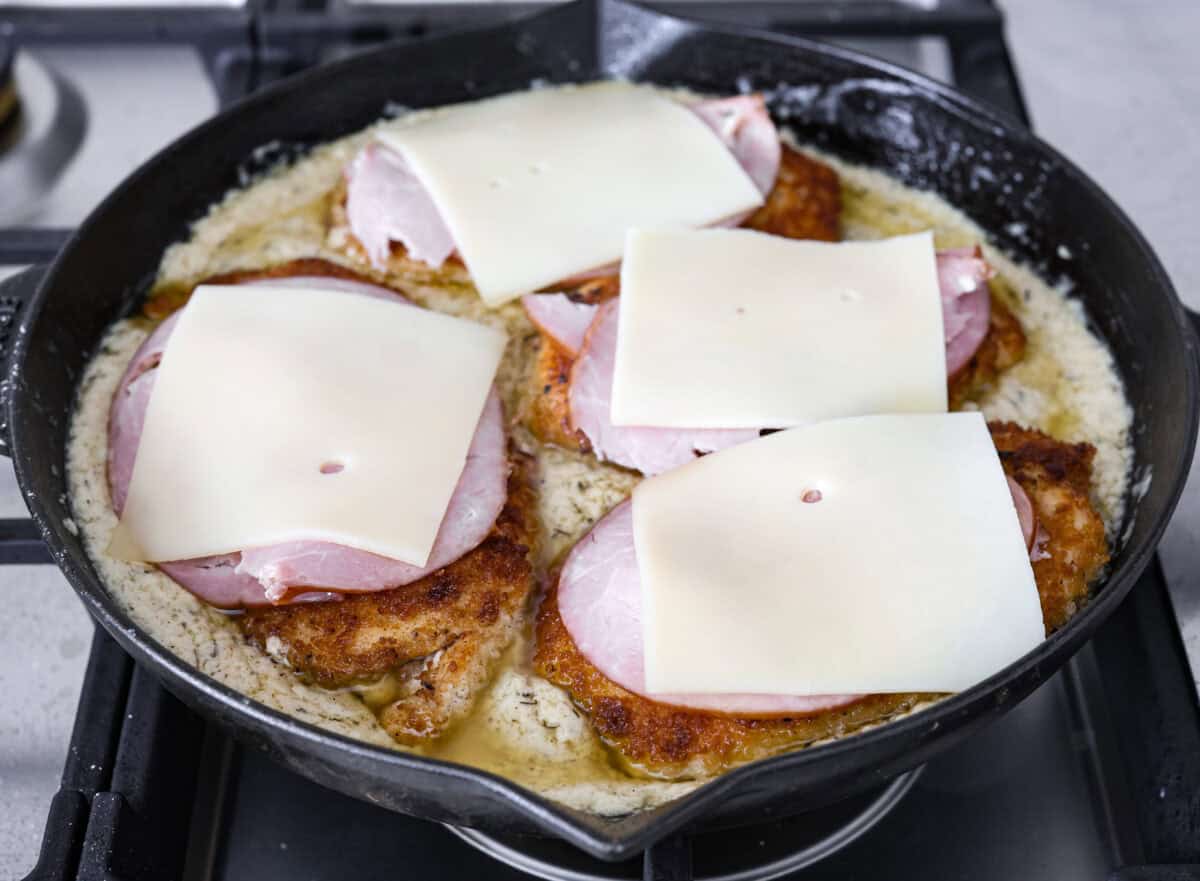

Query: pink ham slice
<box><xmin>560</xmin><ymin>478</ymin><xmax>1042</xmax><ymax>716</ymax></box>
<box><xmin>557</xmin><ymin>501</ymin><xmax>862</xmax><ymax>716</ymax></box>
<box><xmin>938</xmin><ymin>247</ymin><xmax>993</xmax><ymax>375</ymax></box>
<box><xmin>1007</xmin><ymin>475</ymin><xmax>1037</xmax><ymax>552</ymax></box>
<box><xmin>346</xmin><ymin>95</ymin><xmax>783</xmax><ymax>273</ymax></box>
<box><xmin>689</xmin><ymin>94</ymin><xmax>781</xmax><ymax>196</ymax></box>
<box><xmin>234</xmin><ymin>390</ymin><xmax>506</xmax><ymax>598</ymax></box>
<box><xmin>108</xmin><ymin>310</ymin><xmax>181</xmax><ymax>514</ymax></box>
<box><xmin>107</xmin><ymin>277</ymin><xmax>507</xmax><ymax>609</ymax></box>
<box><xmin>521</xmin><ymin>293</ymin><xmax>598</xmax><ymax>357</ymax></box>
<box><xmin>568</xmin><ymin>300</ymin><xmax>758</xmax><ymax>476</ymax></box>
<box><xmin>546</xmin><ymin>247</ymin><xmax>996</xmax><ymax>476</ymax></box>
<box><xmin>345</xmin><ymin>143</ymin><xmax>456</xmax><ymax>271</ymax></box>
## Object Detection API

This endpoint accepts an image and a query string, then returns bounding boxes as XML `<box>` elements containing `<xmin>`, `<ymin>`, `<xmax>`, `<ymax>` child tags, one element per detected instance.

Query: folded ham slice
<box><xmin>558</xmin><ymin>476</ymin><xmax>1038</xmax><ymax>716</ymax></box>
<box><xmin>1007</xmin><ymin>475</ymin><xmax>1038</xmax><ymax>552</ymax></box>
<box><xmin>939</xmin><ymin>246</ymin><xmax>993</xmax><ymax>376</ymax></box>
<box><xmin>528</xmin><ymin>249</ymin><xmax>997</xmax><ymax>475</ymax></box>
<box><xmin>521</xmin><ymin>293</ymin><xmax>598</xmax><ymax>358</ymax></box>
<box><xmin>346</xmin><ymin>94</ymin><xmax>782</xmax><ymax>274</ymax></box>
<box><xmin>345</xmin><ymin>143</ymin><xmax>456</xmax><ymax>271</ymax></box>
<box><xmin>690</xmin><ymin>95</ymin><xmax>781</xmax><ymax>197</ymax></box>
<box><xmin>107</xmin><ymin>276</ymin><xmax>507</xmax><ymax>609</ymax></box>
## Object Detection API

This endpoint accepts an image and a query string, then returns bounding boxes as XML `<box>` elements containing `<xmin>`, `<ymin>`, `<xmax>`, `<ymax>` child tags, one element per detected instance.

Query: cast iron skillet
<box><xmin>1</xmin><ymin>0</ymin><xmax>1195</xmax><ymax>864</ymax></box>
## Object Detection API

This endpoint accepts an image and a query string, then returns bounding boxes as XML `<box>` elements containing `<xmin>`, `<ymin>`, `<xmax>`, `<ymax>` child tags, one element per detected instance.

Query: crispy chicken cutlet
<box><xmin>534</xmin><ymin>422</ymin><xmax>1108</xmax><ymax>778</ymax></box>
<box><xmin>140</xmin><ymin>259</ymin><xmax>538</xmax><ymax>745</ymax></box>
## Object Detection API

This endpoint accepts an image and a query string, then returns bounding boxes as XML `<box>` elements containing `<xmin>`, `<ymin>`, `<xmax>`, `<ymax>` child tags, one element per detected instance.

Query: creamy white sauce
<box><xmin>66</xmin><ymin>108</ymin><xmax>1134</xmax><ymax>816</ymax></box>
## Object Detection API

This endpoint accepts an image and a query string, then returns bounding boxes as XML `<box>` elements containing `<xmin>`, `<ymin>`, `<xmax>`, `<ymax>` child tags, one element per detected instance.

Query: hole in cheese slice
<box><xmin>108</xmin><ymin>284</ymin><xmax>507</xmax><ymax>567</ymax></box>
<box><xmin>633</xmin><ymin>412</ymin><xmax>1043</xmax><ymax>696</ymax></box>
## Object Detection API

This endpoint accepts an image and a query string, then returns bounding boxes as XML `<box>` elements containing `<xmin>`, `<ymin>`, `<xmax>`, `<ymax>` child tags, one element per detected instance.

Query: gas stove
<box><xmin>3</xmin><ymin>3</ymin><xmax>1199</xmax><ymax>880</ymax></box>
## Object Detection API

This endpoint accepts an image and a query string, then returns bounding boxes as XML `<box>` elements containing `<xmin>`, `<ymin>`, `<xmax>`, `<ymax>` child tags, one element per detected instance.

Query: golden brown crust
<box><xmin>241</xmin><ymin>454</ymin><xmax>536</xmax><ymax>743</ymax></box>
<box><xmin>534</xmin><ymin>585</ymin><xmax>928</xmax><ymax>779</ymax></box>
<box><xmin>535</xmin><ymin>423</ymin><xmax>1108</xmax><ymax>778</ymax></box>
<box><xmin>948</xmin><ymin>293</ymin><xmax>1027</xmax><ymax>409</ymax></box>
<box><xmin>990</xmin><ymin>422</ymin><xmax>1108</xmax><ymax>631</ymax></box>
<box><xmin>521</xmin><ymin>275</ymin><xmax>620</xmax><ymax>449</ymax></box>
<box><xmin>525</xmin><ymin>337</ymin><xmax>591</xmax><ymax>451</ymax></box>
<box><xmin>745</xmin><ymin>145</ymin><xmax>842</xmax><ymax>242</ymax></box>
<box><xmin>142</xmin><ymin>257</ymin><xmax>397</xmax><ymax>320</ymax></box>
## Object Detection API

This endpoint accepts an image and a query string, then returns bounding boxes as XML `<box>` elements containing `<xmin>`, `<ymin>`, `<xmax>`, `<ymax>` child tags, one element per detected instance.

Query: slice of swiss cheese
<box><xmin>634</xmin><ymin>412</ymin><xmax>1043</xmax><ymax>696</ymax></box>
<box><xmin>109</xmin><ymin>285</ymin><xmax>507</xmax><ymax>566</ymax></box>
<box><xmin>611</xmin><ymin>228</ymin><xmax>948</xmax><ymax>429</ymax></box>
<box><xmin>376</xmin><ymin>81</ymin><xmax>764</xmax><ymax>306</ymax></box>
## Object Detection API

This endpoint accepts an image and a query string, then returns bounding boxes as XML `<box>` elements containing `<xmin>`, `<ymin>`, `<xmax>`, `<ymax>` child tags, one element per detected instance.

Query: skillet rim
<box><xmin>7</xmin><ymin>0</ymin><xmax>1198</xmax><ymax>858</ymax></box>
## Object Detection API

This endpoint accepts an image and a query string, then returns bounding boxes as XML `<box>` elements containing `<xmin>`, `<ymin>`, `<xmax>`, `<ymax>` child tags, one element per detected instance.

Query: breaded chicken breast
<box><xmin>139</xmin><ymin>259</ymin><xmax>537</xmax><ymax>745</ymax></box>
<box><xmin>535</xmin><ymin>422</ymin><xmax>1107</xmax><ymax>778</ymax></box>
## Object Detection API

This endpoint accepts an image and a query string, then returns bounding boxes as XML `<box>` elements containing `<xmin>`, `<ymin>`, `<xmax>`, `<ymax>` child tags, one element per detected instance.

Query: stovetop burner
<box><xmin>447</xmin><ymin>771</ymin><xmax>921</xmax><ymax>881</ymax></box>
<box><xmin>0</xmin><ymin>51</ymin><xmax>86</xmax><ymax>225</ymax></box>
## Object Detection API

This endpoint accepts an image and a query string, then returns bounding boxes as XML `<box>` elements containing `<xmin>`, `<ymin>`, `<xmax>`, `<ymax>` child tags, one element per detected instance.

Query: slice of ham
<box><xmin>345</xmin><ymin>143</ymin><xmax>456</xmax><ymax>271</ymax></box>
<box><xmin>559</xmin><ymin>476</ymin><xmax>1042</xmax><ymax>716</ymax></box>
<box><xmin>346</xmin><ymin>95</ymin><xmax>783</xmax><ymax>273</ymax></box>
<box><xmin>234</xmin><ymin>391</ymin><xmax>506</xmax><ymax>597</ymax></box>
<box><xmin>107</xmin><ymin>276</ymin><xmax>507</xmax><ymax>609</ymax></box>
<box><xmin>938</xmin><ymin>247</ymin><xmax>993</xmax><ymax>376</ymax></box>
<box><xmin>557</xmin><ymin>501</ymin><xmax>862</xmax><ymax>716</ymax></box>
<box><xmin>689</xmin><ymin>94</ymin><xmax>781</xmax><ymax>197</ymax></box>
<box><xmin>521</xmin><ymin>294</ymin><xmax>598</xmax><ymax>357</ymax></box>
<box><xmin>548</xmin><ymin>247</ymin><xmax>996</xmax><ymax>475</ymax></box>
<box><xmin>568</xmin><ymin>300</ymin><xmax>758</xmax><ymax>475</ymax></box>
<box><xmin>108</xmin><ymin>311</ymin><xmax>182</xmax><ymax>514</ymax></box>
<box><xmin>1007</xmin><ymin>475</ymin><xmax>1037</xmax><ymax>552</ymax></box>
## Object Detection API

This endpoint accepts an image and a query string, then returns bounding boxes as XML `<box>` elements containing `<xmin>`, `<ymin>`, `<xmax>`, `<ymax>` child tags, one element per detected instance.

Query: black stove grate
<box><xmin>6</xmin><ymin>2</ymin><xmax>1200</xmax><ymax>880</ymax></box>
<box><xmin>16</xmin><ymin>566</ymin><xmax>1200</xmax><ymax>881</ymax></box>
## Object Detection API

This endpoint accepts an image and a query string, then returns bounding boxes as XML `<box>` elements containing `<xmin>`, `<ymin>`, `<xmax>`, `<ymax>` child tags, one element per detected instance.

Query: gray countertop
<box><xmin>2</xmin><ymin>2</ymin><xmax>1199</xmax><ymax>877</ymax></box>
<box><xmin>1002</xmin><ymin>0</ymin><xmax>1200</xmax><ymax>704</ymax></box>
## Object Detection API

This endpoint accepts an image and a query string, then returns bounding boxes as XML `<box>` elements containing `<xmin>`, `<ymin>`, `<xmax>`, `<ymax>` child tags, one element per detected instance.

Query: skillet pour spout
<box><xmin>3</xmin><ymin>0</ymin><xmax>1196</xmax><ymax>862</ymax></box>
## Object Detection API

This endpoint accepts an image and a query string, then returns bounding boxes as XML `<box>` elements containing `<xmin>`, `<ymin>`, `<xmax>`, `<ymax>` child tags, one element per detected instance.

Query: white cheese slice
<box><xmin>376</xmin><ymin>81</ymin><xmax>763</xmax><ymax>306</ymax></box>
<box><xmin>611</xmin><ymin>229</ymin><xmax>948</xmax><ymax>429</ymax></box>
<box><xmin>634</xmin><ymin>412</ymin><xmax>1043</xmax><ymax>696</ymax></box>
<box><xmin>108</xmin><ymin>285</ymin><xmax>506</xmax><ymax>566</ymax></box>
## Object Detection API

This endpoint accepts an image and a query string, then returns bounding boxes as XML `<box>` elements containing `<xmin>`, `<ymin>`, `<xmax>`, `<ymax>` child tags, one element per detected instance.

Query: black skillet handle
<box><xmin>0</xmin><ymin>264</ymin><xmax>47</xmax><ymax>458</ymax></box>
<box><xmin>643</xmin><ymin>832</ymin><xmax>693</xmax><ymax>881</ymax></box>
